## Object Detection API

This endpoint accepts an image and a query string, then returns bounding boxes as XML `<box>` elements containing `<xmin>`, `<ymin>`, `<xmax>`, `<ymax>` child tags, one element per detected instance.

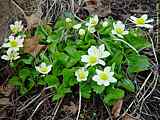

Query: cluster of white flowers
<box><xmin>75</xmin><ymin>44</ymin><xmax>117</xmax><ymax>86</ymax></box>
<box><xmin>74</xmin><ymin>14</ymin><xmax>153</xmax><ymax>86</ymax></box>
<box><xmin>1</xmin><ymin>21</ymin><xmax>24</xmax><ymax>62</ymax></box>
<box><xmin>70</xmin><ymin>14</ymin><xmax>153</xmax><ymax>39</ymax></box>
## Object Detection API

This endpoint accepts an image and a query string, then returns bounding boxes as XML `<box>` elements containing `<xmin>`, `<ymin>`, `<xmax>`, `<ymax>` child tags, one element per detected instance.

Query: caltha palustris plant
<box><xmin>1</xmin><ymin>14</ymin><xmax>153</xmax><ymax>105</ymax></box>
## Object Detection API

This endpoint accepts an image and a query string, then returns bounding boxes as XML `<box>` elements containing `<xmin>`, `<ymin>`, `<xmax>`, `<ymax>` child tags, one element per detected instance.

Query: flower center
<box><xmin>10</xmin><ymin>40</ymin><xmax>18</xmax><ymax>47</ymax></box>
<box><xmin>79</xmin><ymin>71</ymin><xmax>85</xmax><ymax>80</ymax></box>
<box><xmin>91</xmin><ymin>19</ymin><xmax>97</xmax><ymax>26</ymax></box>
<box><xmin>88</xmin><ymin>55</ymin><xmax>97</xmax><ymax>65</ymax></box>
<box><xmin>135</xmin><ymin>18</ymin><xmax>145</xmax><ymax>25</ymax></box>
<box><xmin>39</xmin><ymin>67</ymin><xmax>48</xmax><ymax>73</ymax></box>
<box><xmin>116</xmin><ymin>28</ymin><xmax>124</xmax><ymax>34</ymax></box>
<box><xmin>99</xmin><ymin>72</ymin><xmax>109</xmax><ymax>80</ymax></box>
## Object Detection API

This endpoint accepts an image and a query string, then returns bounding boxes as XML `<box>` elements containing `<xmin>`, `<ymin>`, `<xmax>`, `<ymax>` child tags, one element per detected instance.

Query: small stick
<box><xmin>52</xmin><ymin>97</ymin><xmax>64</xmax><ymax>120</ymax></box>
<box><xmin>10</xmin><ymin>0</ymin><xmax>27</xmax><ymax>19</ymax></box>
<box><xmin>76</xmin><ymin>85</ymin><xmax>82</xmax><ymax>120</ymax></box>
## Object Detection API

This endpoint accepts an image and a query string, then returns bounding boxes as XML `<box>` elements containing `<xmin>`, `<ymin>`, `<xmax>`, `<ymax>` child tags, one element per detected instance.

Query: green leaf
<box><xmin>21</xmin><ymin>55</ymin><xmax>33</xmax><ymax>64</ymax></box>
<box><xmin>19</xmin><ymin>86</ymin><xmax>28</xmax><ymax>95</ymax></box>
<box><xmin>38</xmin><ymin>78</ymin><xmax>46</xmax><ymax>85</ymax></box>
<box><xmin>80</xmin><ymin>83</ymin><xmax>92</xmax><ymax>99</ymax></box>
<box><xmin>27</xmin><ymin>79</ymin><xmax>35</xmax><ymax>90</ymax></box>
<box><xmin>104</xmin><ymin>87</ymin><xmax>124</xmax><ymax>105</ymax></box>
<box><xmin>54</xmin><ymin>52</ymin><xmax>69</xmax><ymax>65</ymax></box>
<box><xmin>66</xmin><ymin>58</ymin><xmax>79</xmax><ymax>68</ymax></box>
<box><xmin>118</xmin><ymin>79</ymin><xmax>135</xmax><ymax>92</ymax></box>
<box><xmin>64</xmin><ymin>46</ymin><xmax>81</xmax><ymax>60</ymax></box>
<box><xmin>62</xmin><ymin>68</ymin><xmax>77</xmax><ymax>87</ymax></box>
<box><xmin>109</xmin><ymin>51</ymin><xmax>123</xmax><ymax>64</ymax></box>
<box><xmin>125</xmin><ymin>30</ymin><xmax>151</xmax><ymax>50</ymax></box>
<box><xmin>44</xmin><ymin>75</ymin><xmax>60</xmax><ymax>88</ymax></box>
<box><xmin>19</xmin><ymin>68</ymin><xmax>31</xmax><ymax>81</ymax></box>
<box><xmin>127</xmin><ymin>54</ymin><xmax>151</xmax><ymax>73</ymax></box>
<box><xmin>35</xmin><ymin>25</ymin><xmax>47</xmax><ymax>39</ymax></box>
<box><xmin>91</xmin><ymin>82</ymin><xmax>105</xmax><ymax>94</ymax></box>
<box><xmin>52</xmin><ymin>84</ymin><xmax>71</xmax><ymax>101</ymax></box>
<box><xmin>9</xmin><ymin>76</ymin><xmax>22</xmax><ymax>86</ymax></box>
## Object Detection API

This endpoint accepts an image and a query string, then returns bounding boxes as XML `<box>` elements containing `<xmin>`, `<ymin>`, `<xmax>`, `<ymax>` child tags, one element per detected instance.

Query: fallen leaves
<box><xmin>24</xmin><ymin>36</ymin><xmax>47</xmax><ymax>56</ymax></box>
<box><xmin>122</xmin><ymin>113</ymin><xmax>138</xmax><ymax>120</ymax></box>
<box><xmin>84</xmin><ymin>0</ymin><xmax>111</xmax><ymax>17</ymax></box>
<box><xmin>112</xmin><ymin>99</ymin><xmax>123</xmax><ymax>119</ymax></box>
<box><xmin>26</xmin><ymin>13</ymin><xmax>42</xmax><ymax>30</ymax></box>
<box><xmin>63</xmin><ymin>101</ymin><xmax>78</xmax><ymax>114</ymax></box>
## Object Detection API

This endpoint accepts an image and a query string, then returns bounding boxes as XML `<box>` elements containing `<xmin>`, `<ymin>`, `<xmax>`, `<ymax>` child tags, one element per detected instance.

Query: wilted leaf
<box><xmin>63</xmin><ymin>101</ymin><xmax>78</xmax><ymax>114</ymax></box>
<box><xmin>0</xmin><ymin>98</ymin><xmax>11</xmax><ymax>105</ymax></box>
<box><xmin>0</xmin><ymin>85</ymin><xmax>14</xmax><ymax>97</ymax></box>
<box><xmin>112</xmin><ymin>99</ymin><xmax>123</xmax><ymax>119</ymax></box>
<box><xmin>84</xmin><ymin>0</ymin><xmax>111</xmax><ymax>17</ymax></box>
<box><xmin>26</xmin><ymin>13</ymin><xmax>42</xmax><ymax>30</ymax></box>
<box><xmin>24</xmin><ymin>36</ymin><xmax>46</xmax><ymax>56</ymax></box>
<box><xmin>122</xmin><ymin>113</ymin><xmax>138</xmax><ymax>120</ymax></box>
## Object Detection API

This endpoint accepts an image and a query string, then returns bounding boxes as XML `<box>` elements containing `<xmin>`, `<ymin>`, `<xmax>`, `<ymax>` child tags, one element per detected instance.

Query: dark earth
<box><xmin>0</xmin><ymin>0</ymin><xmax>159</xmax><ymax>120</ymax></box>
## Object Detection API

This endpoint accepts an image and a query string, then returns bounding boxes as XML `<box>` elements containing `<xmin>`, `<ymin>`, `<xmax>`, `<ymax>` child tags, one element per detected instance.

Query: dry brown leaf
<box><xmin>122</xmin><ymin>114</ymin><xmax>138</xmax><ymax>120</ymax></box>
<box><xmin>63</xmin><ymin>101</ymin><xmax>78</xmax><ymax>114</ymax></box>
<box><xmin>112</xmin><ymin>99</ymin><xmax>123</xmax><ymax>119</ymax></box>
<box><xmin>26</xmin><ymin>13</ymin><xmax>42</xmax><ymax>30</ymax></box>
<box><xmin>0</xmin><ymin>84</ymin><xmax>14</xmax><ymax>97</ymax></box>
<box><xmin>84</xmin><ymin>0</ymin><xmax>111</xmax><ymax>17</ymax></box>
<box><xmin>24</xmin><ymin>36</ymin><xmax>46</xmax><ymax>56</ymax></box>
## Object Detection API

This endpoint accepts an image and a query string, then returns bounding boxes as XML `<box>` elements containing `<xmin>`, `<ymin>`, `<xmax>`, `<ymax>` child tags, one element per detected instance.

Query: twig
<box><xmin>118</xmin><ymin>71</ymin><xmax>153</xmax><ymax>120</ymax></box>
<box><xmin>10</xmin><ymin>0</ymin><xmax>27</xmax><ymax>19</ymax></box>
<box><xmin>51</xmin><ymin>97</ymin><xmax>64</xmax><ymax>120</ymax></box>
<box><xmin>100</xmin><ymin>96</ymin><xmax>113</xmax><ymax>120</ymax></box>
<box><xmin>27</xmin><ymin>94</ymin><xmax>53</xmax><ymax>120</ymax></box>
<box><xmin>76</xmin><ymin>85</ymin><xmax>81</xmax><ymax>120</ymax></box>
<box><xmin>45</xmin><ymin>0</ymin><xmax>57</xmax><ymax>20</ymax></box>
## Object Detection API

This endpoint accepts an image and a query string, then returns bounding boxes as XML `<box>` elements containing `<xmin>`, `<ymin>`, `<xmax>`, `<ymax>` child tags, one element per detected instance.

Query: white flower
<box><xmin>88</xmin><ymin>26</ymin><xmax>96</xmax><ymax>33</ymax></box>
<box><xmin>130</xmin><ymin>14</ymin><xmax>154</xmax><ymax>28</ymax></box>
<box><xmin>81</xmin><ymin>44</ymin><xmax>110</xmax><ymax>67</ymax></box>
<box><xmin>92</xmin><ymin>67</ymin><xmax>117</xmax><ymax>86</ymax></box>
<box><xmin>1</xmin><ymin>48</ymin><xmax>20</xmax><ymax>62</ymax></box>
<box><xmin>75</xmin><ymin>67</ymin><xmax>88</xmax><ymax>82</ymax></box>
<box><xmin>88</xmin><ymin>15</ymin><xmax>99</xmax><ymax>27</ymax></box>
<box><xmin>35</xmin><ymin>63</ymin><xmax>52</xmax><ymax>75</ymax></box>
<box><xmin>2</xmin><ymin>35</ymin><xmax>24</xmax><ymax>51</ymax></box>
<box><xmin>102</xmin><ymin>20</ymin><xmax>108</xmax><ymax>27</ymax></box>
<box><xmin>86</xmin><ymin>15</ymin><xmax>99</xmax><ymax>33</ymax></box>
<box><xmin>10</xmin><ymin>21</ymin><xmax>23</xmax><ymax>34</ymax></box>
<box><xmin>112</xmin><ymin>21</ymin><xmax>128</xmax><ymax>38</ymax></box>
<box><xmin>73</xmin><ymin>24</ymin><xmax>81</xmax><ymax>29</ymax></box>
<box><xmin>79</xmin><ymin>29</ymin><xmax>85</xmax><ymax>36</ymax></box>
<box><xmin>65</xmin><ymin>18</ymin><xmax>72</xmax><ymax>23</ymax></box>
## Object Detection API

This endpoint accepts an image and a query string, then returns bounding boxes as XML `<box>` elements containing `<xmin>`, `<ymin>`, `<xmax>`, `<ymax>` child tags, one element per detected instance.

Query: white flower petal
<box><xmin>1</xmin><ymin>55</ymin><xmax>9</xmax><ymax>61</ymax></box>
<box><xmin>122</xmin><ymin>31</ymin><xmax>129</xmax><ymax>35</ymax></box>
<box><xmin>141</xmin><ymin>14</ymin><xmax>148</xmax><ymax>20</ymax></box>
<box><xmin>73</xmin><ymin>24</ymin><xmax>81</xmax><ymax>29</ymax></box>
<box><xmin>104</xmin><ymin>66</ymin><xmax>111</xmax><ymax>72</ymax></box>
<box><xmin>130</xmin><ymin>16</ymin><xmax>137</xmax><ymax>21</ymax></box>
<box><xmin>99</xmin><ymin>44</ymin><xmax>105</xmax><ymax>52</ymax></box>
<box><xmin>88</xmin><ymin>46</ymin><xmax>97</xmax><ymax>55</ymax></box>
<box><xmin>98</xmin><ymin>59</ymin><xmax>105</xmax><ymax>66</ymax></box>
<box><xmin>81</xmin><ymin>55</ymin><xmax>89</xmax><ymax>63</ymax></box>
<box><xmin>145</xmin><ymin>19</ymin><xmax>154</xmax><ymax>23</ymax></box>
<box><xmin>144</xmin><ymin>24</ymin><xmax>153</xmax><ymax>28</ymax></box>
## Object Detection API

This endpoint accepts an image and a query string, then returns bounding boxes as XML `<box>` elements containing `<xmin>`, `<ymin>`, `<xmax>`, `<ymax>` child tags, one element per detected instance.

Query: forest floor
<box><xmin>0</xmin><ymin>0</ymin><xmax>159</xmax><ymax>120</ymax></box>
